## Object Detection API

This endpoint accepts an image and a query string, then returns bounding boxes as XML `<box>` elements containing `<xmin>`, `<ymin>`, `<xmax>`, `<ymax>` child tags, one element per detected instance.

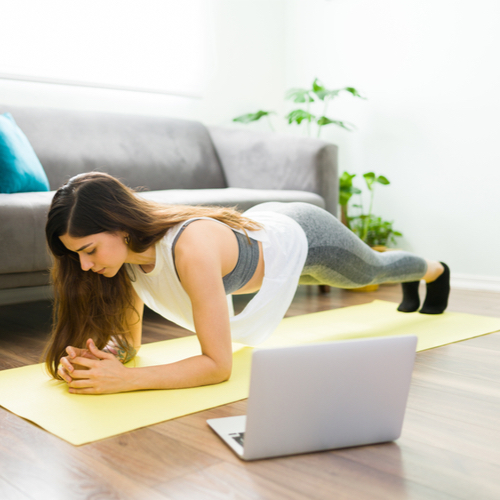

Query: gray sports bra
<box><xmin>171</xmin><ymin>220</ymin><xmax>260</xmax><ymax>294</ymax></box>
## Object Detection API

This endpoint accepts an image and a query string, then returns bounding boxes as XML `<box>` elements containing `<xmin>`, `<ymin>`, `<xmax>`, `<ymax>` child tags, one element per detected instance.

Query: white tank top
<box><xmin>129</xmin><ymin>209</ymin><xmax>308</xmax><ymax>345</ymax></box>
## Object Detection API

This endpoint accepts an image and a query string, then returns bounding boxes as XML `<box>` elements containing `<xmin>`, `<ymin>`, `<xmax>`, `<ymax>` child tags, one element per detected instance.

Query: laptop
<box><xmin>207</xmin><ymin>334</ymin><xmax>417</xmax><ymax>461</ymax></box>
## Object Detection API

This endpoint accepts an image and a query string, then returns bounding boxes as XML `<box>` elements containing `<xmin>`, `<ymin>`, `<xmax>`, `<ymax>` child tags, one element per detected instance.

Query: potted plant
<box><xmin>341</xmin><ymin>171</ymin><xmax>403</xmax><ymax>292</ymax></box>
<box><xmin>339</xmin><ymin>171</ymin><xmax>361</xmax><ymax>227</ymax></box>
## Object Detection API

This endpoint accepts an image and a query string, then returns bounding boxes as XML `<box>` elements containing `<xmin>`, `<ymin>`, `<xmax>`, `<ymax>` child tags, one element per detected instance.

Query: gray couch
<box><xmin>0</xmin><ymin>105</ymin><xmax>338</xmax><ymax>305</ymax></box>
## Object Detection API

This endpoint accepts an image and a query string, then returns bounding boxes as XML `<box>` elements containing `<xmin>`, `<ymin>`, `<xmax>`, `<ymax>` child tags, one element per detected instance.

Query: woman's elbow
<box><xmin>202</xmin><ymin>353</ymin><xmax>232</xmax><ymax>384</ymax></box>
<box><xmin>219</xmin><ymin>367</ymin><xmax>232</xmax><ymax>383</ymax></box>
<box><xmin>214</xmin><ymin>360</ymin><xmax>232</xmax><ymax>384</ymax></box>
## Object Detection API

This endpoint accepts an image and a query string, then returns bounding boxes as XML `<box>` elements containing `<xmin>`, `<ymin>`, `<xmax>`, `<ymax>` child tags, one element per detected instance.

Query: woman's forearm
<box><xmin>123</xmin><ymin>354</ymin><xmax>232</xmax><ymax>391</ymax></box>
<box><xmin>63</xmin><ymin>339</ymin><xmax>231</xmax><ymax>395</ymax></box>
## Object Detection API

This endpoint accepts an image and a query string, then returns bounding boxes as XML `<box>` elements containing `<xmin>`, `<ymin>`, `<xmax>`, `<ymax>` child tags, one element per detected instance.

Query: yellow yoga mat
<box><xmin>0</xmin><ymin>300</ymin><xmax>499</xmax><ymax>445</ymax></box>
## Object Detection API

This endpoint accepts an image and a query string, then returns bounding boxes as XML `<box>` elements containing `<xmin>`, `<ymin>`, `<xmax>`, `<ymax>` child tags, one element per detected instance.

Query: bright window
<box><xmin>0</xmin><ymin>0</ymin><xmax>215</xmax><ymax>97</ymax></box>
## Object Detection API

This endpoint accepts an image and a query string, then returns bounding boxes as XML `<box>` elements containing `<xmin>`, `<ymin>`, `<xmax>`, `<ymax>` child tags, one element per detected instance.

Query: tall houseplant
<box><xmin>233</xmin><ymin>78</ymin><xmax>365</xmax><ymax>138</ymax></box>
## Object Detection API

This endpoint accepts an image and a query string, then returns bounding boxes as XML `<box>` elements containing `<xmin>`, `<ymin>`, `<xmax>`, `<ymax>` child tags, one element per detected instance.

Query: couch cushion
<box><xmin>0</xmin><ymin>271</ymin><xmax>51</xmax><ymax>290</ymax></box>
<box><xmin>0</xmin><ymin>189</ymin><xmax>325</xmax><ymax>276</ymax></box>
<box><xmin>209</xmin><ymin>126</ymin><xmax>330</xmax><ymax>192</ymax></box>
<box><xmin>0</xmin><ymin>191</ymin><xmax>54</xmax><ymax>274</ymax></box>
<box><xmin>0</xmin><ymin>106</ymin><xmax>227</xmax><ymax>191</ymax></box>
<box><xmin>0</xmin><ymin>113</ymin><xmax>50</xmax><ymax>193</ymax></box>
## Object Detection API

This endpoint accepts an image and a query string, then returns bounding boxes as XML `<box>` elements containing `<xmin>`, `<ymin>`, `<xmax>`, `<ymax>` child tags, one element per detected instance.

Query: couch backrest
<box><xmin>0</xmin><ymin>105</ymin><xmax>227</xmax><ymax>191</ymax></box>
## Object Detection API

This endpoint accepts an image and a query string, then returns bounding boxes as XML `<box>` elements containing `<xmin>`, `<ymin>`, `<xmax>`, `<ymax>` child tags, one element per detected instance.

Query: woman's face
<box><xmin>59</xmin><ymin>231</ymin><xmax>129</xmax><ymax>277</ymax></box>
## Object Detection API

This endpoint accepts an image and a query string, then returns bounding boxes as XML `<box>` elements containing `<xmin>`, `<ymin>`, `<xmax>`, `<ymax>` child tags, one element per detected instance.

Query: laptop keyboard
<box><xmin>229</xmin><ymin>432</ymin><xmax>245</xmax><ymax>447</ymax></box>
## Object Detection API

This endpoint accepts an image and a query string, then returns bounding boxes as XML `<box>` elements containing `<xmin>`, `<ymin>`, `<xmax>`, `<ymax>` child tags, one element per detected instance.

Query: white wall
<box><xmin>285</xmin><ymin>0</ymin><xmax>500</xmax><ymax>289</ymax></box>
<box><xmin>1</xmin><ymin>0</ymin><xmax>498</xmax><ymax>289</ymax></box>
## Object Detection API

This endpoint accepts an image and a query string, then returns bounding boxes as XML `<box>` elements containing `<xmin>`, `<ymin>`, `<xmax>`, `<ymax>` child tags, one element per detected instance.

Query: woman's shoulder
<box><xmin>173</xmin><ymin>219</ymin><xmax>239</xmax><ymax>283</ymax></box>
<box><xmin>174</xmin><ymin>219</ymin><xmax>234</xmax><ymax>251</ymax></box>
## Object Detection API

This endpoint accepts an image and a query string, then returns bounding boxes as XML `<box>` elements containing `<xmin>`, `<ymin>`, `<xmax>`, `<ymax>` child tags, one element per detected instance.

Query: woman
<box><xmin>45</xmin><ymin>172</ymin><xmax>450</xmax><ymax>395</ymax></box>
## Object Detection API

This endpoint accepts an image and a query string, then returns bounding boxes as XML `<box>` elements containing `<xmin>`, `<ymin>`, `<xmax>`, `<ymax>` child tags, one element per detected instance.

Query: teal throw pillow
<box><xmin>0</xmin><ymin>112</ymin><xmax>50</xmax><ymax>193</ymax></box>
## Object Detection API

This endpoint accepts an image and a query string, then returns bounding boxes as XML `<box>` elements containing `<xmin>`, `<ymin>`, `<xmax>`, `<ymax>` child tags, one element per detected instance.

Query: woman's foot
<box><xmin>423</xmin><ymin>261</ymin><xmax>445</xmax><ymax>283</ymax></box>
<box><xmin>397</xmin><ymin>281</ymin><xmax>420</xmax><ymax>313</ymax></box>
<box><xmin>419</xmin><ymin>262</ymin><xmax>450</xmax><ymax>314</ymax></box>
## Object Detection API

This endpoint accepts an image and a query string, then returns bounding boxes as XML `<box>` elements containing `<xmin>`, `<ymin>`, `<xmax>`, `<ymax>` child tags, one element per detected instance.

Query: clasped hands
<box><xmin>58</xmin><ymin>338</ymin><xmax>129</xmax><ymax>395</ymax></box>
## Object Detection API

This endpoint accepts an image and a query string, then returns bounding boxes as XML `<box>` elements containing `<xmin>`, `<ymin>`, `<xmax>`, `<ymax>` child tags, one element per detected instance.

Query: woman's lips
<box><xmin>97</xmin><ymin>268</ymin><xmax>106</xmax><ymax>274</ymax></box>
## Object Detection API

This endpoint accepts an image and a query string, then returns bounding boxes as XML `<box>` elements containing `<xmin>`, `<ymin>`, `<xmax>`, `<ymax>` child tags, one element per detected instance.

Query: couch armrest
<box><xmin>208</xmin><ymin>127</ymin><xmax>338</xmax><ymax>216</ymax></box>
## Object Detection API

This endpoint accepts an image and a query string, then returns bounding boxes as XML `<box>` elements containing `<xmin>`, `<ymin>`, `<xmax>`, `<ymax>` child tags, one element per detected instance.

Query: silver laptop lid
<box><xmin>242</xmin><ymin>335</ymin><xmax>417</xmax><ymax>460</ymax></box>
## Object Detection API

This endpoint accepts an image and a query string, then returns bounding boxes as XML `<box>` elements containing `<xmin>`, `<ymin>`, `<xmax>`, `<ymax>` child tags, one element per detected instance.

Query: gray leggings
<box><xmin>254</xmin><ymin>202</ymin><xmax>427</xmax><ymax>288</ymax></box>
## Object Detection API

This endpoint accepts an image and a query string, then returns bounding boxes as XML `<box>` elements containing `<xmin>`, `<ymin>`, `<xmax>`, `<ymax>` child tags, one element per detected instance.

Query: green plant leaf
<box><xmin>313</xmin><ymin>79</ymin><xmax>347</xmax><ymax>101</ymax></box>
<box><xmin>317</xmin><ymin>85</ymin><xmax>366</xmax><ymax>101</ymax></box>
<box><xmin>312</xmin><ymin>78</ymin><xmax>325</xmax><ymax>93</ymax></box>
<box><xmin>285</xmin><ymin>109</ymin><xmax>316</xmax><ymax>125</ymax></box>
<box><xmin>233</xmin><ymin>110</ymin><xmax>274</xmax><ymax>123</ymax></box>
<box><xmin>323</xmin><ymin>89</ymin><xmax>342</xmax><ymax>100</ymax></box>
<box><xmin>339</xmin><ymin>185</ymin><xmax>362</xmax><ymax>206</ymax></box>
<box><xmin>285</xmin><ymin>88</ymin><xmax>314</xmax><ymax>103</ymax></box>
<box><xmin>363</xmin><ymin>172</ymin><xmax>375</xmax><ymax>190</ymax></box>
<box><xmin>376</xmin><ymin>175</ymin><xmax>390</xmax><ymax>185</ymax></box>
<box><xmin>357</xmin><ymin>214</ymin><xmax>402</xmax><ymax>246</ymax></box>
<box><xmin>317</xmin><ymin>116</ymin><xmax>356</xmax><ymax>130</ymax></box>
<box><xmin>322</xmin><ymin>91</ymin><xmax>341</xmax><ymax>101</ymax></box>
<box><xmin>340</xmin><ymin>186</ymin><xmax>360</xmax><ymax>194</ymax></box>
<box><xmin>343</xmin><ymin>87</ymin><xmax>367</xmax><ymax>99</ymax></box>
<box><xmin>339</xmin><ymin>171</ymin><xmax>357</xmax><ymax>188</ymax></box>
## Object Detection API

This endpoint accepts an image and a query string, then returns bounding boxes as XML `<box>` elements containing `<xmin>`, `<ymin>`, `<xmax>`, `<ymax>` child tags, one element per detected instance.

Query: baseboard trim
<box><xmin>0</xmin><ymin>285</ymin><xmax>54</xmax><ymax>306</ymax></box>
<box><xmin>451</xmin><ymin>274</ymin><xmax>500</xmax><ymax>293</ymax></box>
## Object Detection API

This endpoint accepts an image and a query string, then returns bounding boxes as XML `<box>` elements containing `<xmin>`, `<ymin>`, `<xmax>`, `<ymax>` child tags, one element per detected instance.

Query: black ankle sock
<box><xmin>419</xmin><ymin>262</ymin><xmax>450</xmax><ymax>315</ymax></box>
<box><xmin>397</xmin><ymin>281</ymin><xmax>420</xmax><ymax>312</ymax></box>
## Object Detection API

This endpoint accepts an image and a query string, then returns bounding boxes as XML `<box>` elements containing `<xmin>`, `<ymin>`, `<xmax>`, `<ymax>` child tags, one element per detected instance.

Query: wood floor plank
<box><xmin>225</xmin><ymin>447</ymin><xmax>454</xmax><ymax>500</ymax></box>
<box><xmin>403</xmin><ymin>407</ymin><xmax>500</xmax><ymax>465</ymax></box>
<box><xmin>0</xmin><ymin>408</ymin><xmax>171</xmax><ymax>500</ymax></box>
<box><xmin>415</xmin><ymin>345</ymin><xmax>500</xmax><ymax>387</ymax></box>
<box><xmin>332</xmin><ymin>437</ymin><xmax>500</xmax><ymax>500</ymax></box>
<box><xmin>141</xmin><ymin>307</ymin><xmax>192</xmax><ymax>343</ymax></box>
<box><xmin>0</xmin><ymin>477</ymin><xmax>34</xmax><ymax>500</ymax></box>
<box><xmin>151</xmin><ymin>402</ymin><xmax>249</xmax><ymax>464</ymax></box>
<box><xmin>79</xmin><ymin>426</ymin><xmax>221</xmax><ymax>487</ymax></box>
<box><xmin>454</xmin><ymin>331</ymin><xmax>500</xmax><ymax>351</ymax></box>
<box><xmin>408</xmin><ymin>380</ymin><xmax>500</xmax><ymax>432</ymax></box>
<box><xmin>396</xmin><ymin>438</ymin><xmax>500</xmax><ymax>500</ymax></box>
<box><xmin>154</xmin><ymin>461</ymin><xmax>308</xmax><ymax>500</ymax></box>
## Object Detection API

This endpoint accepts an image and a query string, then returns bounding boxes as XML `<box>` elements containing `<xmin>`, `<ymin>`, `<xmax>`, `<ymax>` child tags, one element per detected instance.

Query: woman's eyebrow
<box><xmin>76</xmin><ymin>243</ymin><xmax>93</xmax><ymax>252</ymax></box>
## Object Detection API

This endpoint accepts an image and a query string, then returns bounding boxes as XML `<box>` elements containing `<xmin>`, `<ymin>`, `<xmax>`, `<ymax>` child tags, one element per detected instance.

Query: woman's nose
<box><xmin>79</xmin><ymin>254</ymin><xmax>93</xmax><ymax>271</ymax></box>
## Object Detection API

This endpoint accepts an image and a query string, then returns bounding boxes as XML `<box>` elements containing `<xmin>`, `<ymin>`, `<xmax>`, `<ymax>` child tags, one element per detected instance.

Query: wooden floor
<box><xmin>0</xmin><ymin>284</ymin><xmax>499</xmax><ymax>500</ymax></box>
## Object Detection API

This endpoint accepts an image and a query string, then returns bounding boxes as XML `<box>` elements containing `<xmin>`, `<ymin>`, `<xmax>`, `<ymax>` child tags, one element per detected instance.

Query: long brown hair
<box><xmin>44</xmin><ymin>171</ymin><xmax>262</xmax><ymax>378</ymax></box>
